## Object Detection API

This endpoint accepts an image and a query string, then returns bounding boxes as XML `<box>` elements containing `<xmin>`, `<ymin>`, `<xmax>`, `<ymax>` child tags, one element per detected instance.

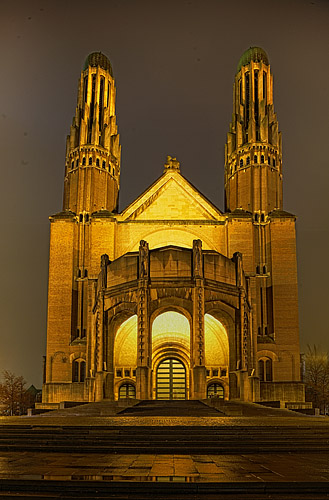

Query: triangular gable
<box><xmin>120</xmin><ymin>169</ymin><xmax>222</xmax><ymax>221</ymax></box>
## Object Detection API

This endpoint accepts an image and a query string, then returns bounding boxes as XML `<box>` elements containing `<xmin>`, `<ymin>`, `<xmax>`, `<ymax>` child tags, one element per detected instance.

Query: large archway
<box><xmin>152</xmin><ymin>311</ymin><xmax>190</xmax><ymax>400</ymax></box>
<box><xmin>204</xmin><ymin>314</ymin><xmax>229</xmax><ymax>397</ymax></box>
<box><xmin>113</xmin><ymin>315</ymin><xmax>137</xmax><ymax>399</ymax></box>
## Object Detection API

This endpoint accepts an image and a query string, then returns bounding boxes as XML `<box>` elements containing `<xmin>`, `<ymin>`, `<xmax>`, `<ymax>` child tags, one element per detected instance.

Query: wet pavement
<box><xmin>0</xmin><ymin>450</ymin><xmax>328</xmax><ymax>482</ymax></box>
<box><xmin>0</xmin><ymin>402</ymin><xmax>328</xmax><ymax>497</ymax></box>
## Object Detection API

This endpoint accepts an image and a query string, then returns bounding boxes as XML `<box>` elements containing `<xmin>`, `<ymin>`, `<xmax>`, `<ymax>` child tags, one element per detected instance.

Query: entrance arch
<box><xmin>207</xmin><ymin>383</ymin><xmax>224</xmax><ymax>399</ymax></box>
<box><xmin>119</xmin><ymin>383</ymin><xmax>136</xmax><ymax>399</ymax></box>
<box><xmin>156</xmin><ymin>358</ymin><xmax>186</xmax><ymax>400</ymax></box>
<box><xmin>152</xmin><ymin>310</ymin><xmax>190</xmax><ymax>399</ymax></box>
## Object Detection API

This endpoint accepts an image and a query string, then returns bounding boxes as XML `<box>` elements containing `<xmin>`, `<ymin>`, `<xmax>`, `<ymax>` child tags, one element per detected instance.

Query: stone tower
<box><xmin>224</xmin><ymin>47</ymin><xmax>300</xmax><ymax>390</ymax></box>
<box><xmin>225</xmin><ymin>47</ymin><xmax>282</xmax><ymax>215</ymax></box>
<box><xmin>63</xmin><ymin>52</ymin><xmax>121</xmax><ymax>214</ymax></box>
<box><xmin>44</xmin><ymin>53</ymin><xmax>121</xmax><ymax>401</ymax></box>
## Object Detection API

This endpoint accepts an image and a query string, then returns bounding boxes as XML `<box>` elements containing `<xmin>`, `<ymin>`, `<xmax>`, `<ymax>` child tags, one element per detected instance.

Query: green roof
<box><xmin>237</xmin><ymin>47</ymin><xmax>269</xmax><ymax>72</ymax></box>
<box><xmin>83</xmin><ymin>52</ymin><xmax>113</xmax><ymax>76</ymax></box>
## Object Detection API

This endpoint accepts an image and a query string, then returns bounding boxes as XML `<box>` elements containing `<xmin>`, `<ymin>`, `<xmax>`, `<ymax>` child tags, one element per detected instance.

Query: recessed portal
<box><xmin>207</xmin><ymin>383</ymin><xmax>224</xmax><ymax>399</ymax></box>
<box><xmin>156</xmin><ymin>358</ymin><xmax>186</xmax><ymax>400</ymax></box>
<box><xmin>119</xmin><ymin>383</ymin><xmax>136</xmax><ymax>399</ymax></box>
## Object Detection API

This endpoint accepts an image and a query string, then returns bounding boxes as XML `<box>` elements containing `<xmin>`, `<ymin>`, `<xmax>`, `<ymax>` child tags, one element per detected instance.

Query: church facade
<box><xmin>43</xmin><ymin>48</ymin><xmax>304</xmax><ymax>404</ymax></box>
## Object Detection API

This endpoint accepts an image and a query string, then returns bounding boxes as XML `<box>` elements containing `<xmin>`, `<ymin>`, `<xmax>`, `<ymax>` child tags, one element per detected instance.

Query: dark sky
<box><xmin>1</xmin><ymin>0</ymin><xmax>328</xmax><ymax>387</ymax></box>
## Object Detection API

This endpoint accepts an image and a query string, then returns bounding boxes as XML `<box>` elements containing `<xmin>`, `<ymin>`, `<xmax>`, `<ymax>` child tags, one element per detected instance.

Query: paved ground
<box><xmin>0</xmin><ymin>450</ymin><xmax>328</xmax><ymax>483</ymax></box>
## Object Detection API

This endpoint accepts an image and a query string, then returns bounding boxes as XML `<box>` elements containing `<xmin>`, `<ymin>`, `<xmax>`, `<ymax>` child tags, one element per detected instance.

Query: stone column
<box><xmin>192</xmin><ymin>240</ymin><xmax>206</xmax><ymax>399</ymax></box>
<box><xmin>95</xmin><ymin>295</ymin><xmax>104</xmax><ymax>401</ymax></box>
<box><xmin>136</xmin><ymin>241</ymin><xmax>150</xmax><ymax>400</ymax></box>
<box><xmin>95</xmin><ymin>254</ymin><xmax>109</xmax><ymax>401</ymax></box>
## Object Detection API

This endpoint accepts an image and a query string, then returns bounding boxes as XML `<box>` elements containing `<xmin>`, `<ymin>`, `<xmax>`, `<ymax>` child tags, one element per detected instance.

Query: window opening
<box><xmin>88</xmin><ymin>74</ymin><xmax>96</xmax><ymax>142</ymax></box>
<box><xmin>263</xmin><ymin>71</ymin><xmax>267</xmax><ymax>102</ymax></box>
<box><xmin>99</xmin><ymin>77</ymin><xmax>104</xmax><ymax>131</ymax></box>
<box><xmin>254</xmin><ymin>70</ymin><xmax>259</xmax><ymax>129</ymax></box>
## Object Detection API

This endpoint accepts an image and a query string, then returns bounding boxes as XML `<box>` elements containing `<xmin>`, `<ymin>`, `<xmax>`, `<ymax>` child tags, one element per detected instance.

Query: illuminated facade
<box><xmin>43</xmin><ymin>48</ymin><xmax>304</xmax><ymax>404</ymax></box>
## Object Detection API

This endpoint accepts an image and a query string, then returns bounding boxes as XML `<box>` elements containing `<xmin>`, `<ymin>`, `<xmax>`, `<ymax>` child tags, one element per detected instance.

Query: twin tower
<box><xmin>42</xmin><ymin>48</ymin><xmax>304</xmax><ymax>406</ymax></box>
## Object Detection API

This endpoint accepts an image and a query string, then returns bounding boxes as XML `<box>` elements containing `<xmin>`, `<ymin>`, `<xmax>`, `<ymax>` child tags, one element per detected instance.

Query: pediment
<box><xmin>120</xmin><ymin>170</ymin><xmax>222</xmax><ymax>221</ymax></box>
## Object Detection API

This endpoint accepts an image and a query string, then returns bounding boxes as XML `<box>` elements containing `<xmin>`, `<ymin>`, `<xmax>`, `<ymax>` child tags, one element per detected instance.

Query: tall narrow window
<box><xmin>239</xmin><ymin>78</ymin><xmax>242</xmax><ymax>104</ymax></box>
<box><xmin>83</xmin><ymin>76</ymin><xmax>88</xmax><ymax>102</ymax></box>
<box><xmin>107</xmin><ymin>82</ymin><xmax>110</xmax><ymax>107</ymax></box>
<box><xmin>254</xmin><ymin>70</ymin><xmax>259</xmax><ymax>127</ymax></box>
<box><xmin>72</xmin><ymin>360</ymin><xmax>86</xmax><ymax>382</ymax></box>
<box><xmin>258</xmin><ymin>358</ymin><xmax>273</xmax><ymax>382</ymax></box>
<box><xmin>261</xmin><ymin>155</ymin><xmax>264</xmax><ymax>163</ymax></box>
<box><xmin>245</xmin><ymin>72</ymin><xmax>250</xmax><ymax>132</ymax></box>
<box><xmin>254</xmin><ymin>155</ymin><xmax>258</xmax><ymax>163</ymax></box>
<box><xmin>80</xmin><ymin>361</ymin><xmax>86</xmax><ymax>382</ymax></box>
<box><xmin>88</xmin><ymin>74</ymin><xmax>96</xmax><ymax>142</ymax></box>
<box><xmin>99</xmin><ymin>77</ymin><xmax>104</xmax><ymax>131</ymax></box>
<box><xmin>265</xmin><ymin>359</ymin><xmax>273</xmax><ymax>381</ymax></box>
<box><xmin>72</xmin><ymin>361</ymin><xmax>79</xmax><ymax>382</ymax></box>
<box><xmin>240</xmin><ymin>158</ymin><xmax>243</xmax><ymax>167</ymax></box>
<box><xmin>263</xmin><ymin>71</ymin><xmax>267</xmax><ymax>102</ymax></box>
<box><xmin>246</xmin><ymin>156</ymin><xmax>250</xmax><ymax>165</ymax></box>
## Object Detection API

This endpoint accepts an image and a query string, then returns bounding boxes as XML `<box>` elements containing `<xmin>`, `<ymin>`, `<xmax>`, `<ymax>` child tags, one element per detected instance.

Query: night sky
<box><xmin>1</xmin><ymin>0</ymin><xmax>328</xmax><ymax>387</ymax></box>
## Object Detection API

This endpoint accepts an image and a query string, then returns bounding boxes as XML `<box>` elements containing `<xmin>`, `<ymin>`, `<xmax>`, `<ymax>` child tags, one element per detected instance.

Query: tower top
<box><xmin>237</xmin><ymin>47</ymin><xmax>269</xmax><ymax>73</ymax></box>
<box><xmin>83</xmin><ymin>52</ymin><xmax>113</xmax><ymax>76</ymax></box>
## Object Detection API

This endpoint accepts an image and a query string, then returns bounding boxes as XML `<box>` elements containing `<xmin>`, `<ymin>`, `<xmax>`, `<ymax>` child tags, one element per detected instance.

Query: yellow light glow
<box><xmin>114</xmin><ymin>315</ymin><xmax>137</xmax><ymax>366</ymax></box>
<box><xmin>152</xmin><ymin>311</ymin><xmax>190</xmax><ymax>351</ymax></box>
<box><xmin>204</xmin><ymin>314</ymin><xmax>229</xmax><ymax>366</ymax></box>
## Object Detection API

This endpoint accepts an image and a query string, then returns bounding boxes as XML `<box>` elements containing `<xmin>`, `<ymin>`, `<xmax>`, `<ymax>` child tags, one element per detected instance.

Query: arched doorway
<box><xmin>207</xmin><ymin>383</ymin><xmax>224</xmax><ymax>399</ymax></box>
<box><xmin>156</xmin><ymin>358</ymin><xmax>186</xmax><ymax>400</ymax></box>
<box><xmin>119</xmin><ymin>383</ymin><xmax>136</xmax><ymax>399</ymax></box>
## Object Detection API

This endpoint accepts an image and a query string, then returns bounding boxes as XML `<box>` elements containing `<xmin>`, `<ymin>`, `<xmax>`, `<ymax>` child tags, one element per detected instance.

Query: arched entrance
<box><xmin>119</xmin><ymin>383</ymin><xmax>136</xmax><ymax>399</ymax></box>
<box><xmin>152</xmin><ymin>311</ymin><xmax>190</xmax><ymax>400</ymax></box>
<box><xmin>207</xmin><ymin>383</ymin><xmax>224</xmax><ymax>399</ymax></box>
<box><xmin>156</xmin><ymin>358</ymin><xmax>186</xmax><ymax>400</ymax></box>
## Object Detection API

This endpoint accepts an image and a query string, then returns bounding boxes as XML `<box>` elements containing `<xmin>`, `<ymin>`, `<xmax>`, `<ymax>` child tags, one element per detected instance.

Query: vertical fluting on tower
<box><xmin>63</xmin><ymin>52</ymin><xmax>121</xmax><ymax>214</ymax></box>
<box><xmin>224</xmin><ymin>47</ymin><xmax>282</xmax><ymax>215</ymax></box>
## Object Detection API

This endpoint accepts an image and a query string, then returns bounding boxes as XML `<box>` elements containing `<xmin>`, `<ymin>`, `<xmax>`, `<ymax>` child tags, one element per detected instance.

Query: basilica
<box><xmin>43</xmin><ymin>48</ymin><xmax>304</xmax><ymax>405</ymax></box>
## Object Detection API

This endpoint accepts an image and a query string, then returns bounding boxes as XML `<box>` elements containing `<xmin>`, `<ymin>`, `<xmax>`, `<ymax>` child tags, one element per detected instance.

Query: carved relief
<box><xmin>193</xmin><ymin>239</ymin><xmax>203</xmax><ymax>277</ymax></box>
<box><xmin>139</xmin><ymin>240</ymin><xmax>149</xmax><ymax>278</ymax></box>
